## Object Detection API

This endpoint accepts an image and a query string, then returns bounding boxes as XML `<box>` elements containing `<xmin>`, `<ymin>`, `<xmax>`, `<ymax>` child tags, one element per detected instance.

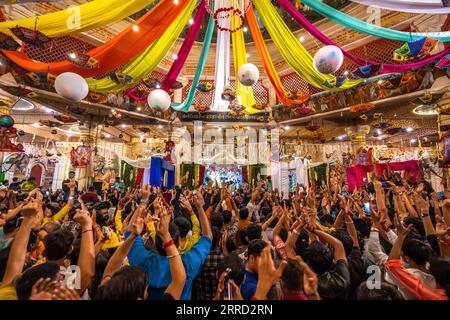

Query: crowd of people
<box><xmin>0</xmin><ymin>167</ymin><xmax>449</xmax><ymax>301</ymax></box>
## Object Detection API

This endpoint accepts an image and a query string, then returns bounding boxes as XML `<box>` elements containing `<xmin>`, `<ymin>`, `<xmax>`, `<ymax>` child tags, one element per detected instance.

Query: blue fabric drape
<box><xmin>167</xmin><ymin>170</ymin><xmax>175</xmax><ymax>189</ymax></box>
<box><xmin>150</xmin><ymin>157</ymin><xmax>163</xmax><ymax>187</ymax></box>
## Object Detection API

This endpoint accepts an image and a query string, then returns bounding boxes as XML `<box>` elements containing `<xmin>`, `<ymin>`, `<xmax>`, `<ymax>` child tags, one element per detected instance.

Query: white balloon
<box><xmin>238</xmin><ymin>63</ymin><xmax>260</xmax><ymax>86</ymax></box>
<box><xmin>54</xmin><ymin>72</ymin><xmax>89</xmax><ymax>101</ymax></box>
<box><xmin>313</xmin><ymin>45</ymin><xmax>344</xmax><ymax>74</ymax></box>
<box><xmin>147</xmin><ymin>89</ymin><xmax>171</xmax><ymax>112</ymax></box>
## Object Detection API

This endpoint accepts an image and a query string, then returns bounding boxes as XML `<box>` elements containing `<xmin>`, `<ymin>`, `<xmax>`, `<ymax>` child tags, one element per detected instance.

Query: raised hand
<box><xmin>29</xmin><ymin>278</ymin><xmax>58</xmax><ymax>300</ymax></box>
<box><xmin>156</xmin><ymin>207</ymin><xmax>171</xmax><ymax>241</ymax></box>
<box><xmin>254</xmin><ymin>246</ymin><xmax>287</xmax><ymax>300</ymax></box>
<box><xmin>295</xmin><ymin>256</ymin><xmax>319</xmax><ymax>299</ymax></box>
<box><xmin>394</xmin><ymin>215</ymin><xmax>412</xmax><ymax>238</ymax></box>
<box><xmin>193</xmin><ymin>189</ymin><xmax>205</xmax><ymax>208</ymax></box>
<box><xmin>127</xmin><ymin>217</ymin><xmax>144</xmax><ymax>237</ymax></box>
<box><xmin>52</xmin><ymin>285</ymin><xmax>81</xmax><ymax>300</ymax></box>
<box><xmin>73</xmin><ymin>209</ymin><xmax>93</xmax><ymax>230</ymax></box>
<box><xmin>180</xmin><ymin>196</ymin><xmax>194</xmax><ymax>213</ymax></box>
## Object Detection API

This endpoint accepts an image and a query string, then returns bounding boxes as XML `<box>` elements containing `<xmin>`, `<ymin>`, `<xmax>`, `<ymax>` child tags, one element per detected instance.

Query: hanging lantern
<box><xmin>238</xmin><ymin>63</ymin><xmax>260</xmax><ymax>86</ymax></box>
<box><xmin>55</xmin><ymin>72</ymin><xmax>89</xmax><ymax>101</ymax></box>
<box><xmin>196</xmin><ymin>82</ymin><xmax>215</xmax><ymax>92</ymax></box>
<box><xmin>221</xmin><ymin>86</ymin><xmax>236</xmax><ymax>101</ymax></box>
<box><xmin>352</xmin><ymin>64</ymin><xmax>381</xmax><ymax>79</ymax></box>
<box><xmin>313</xmin><ymin>45</ymin><xmax>344</xmax><ymax>74</ymax></box>
<box><xmin>147</xmin><ymin>89</ymin><xmax>171</xmax><ymax>112</ymax></box>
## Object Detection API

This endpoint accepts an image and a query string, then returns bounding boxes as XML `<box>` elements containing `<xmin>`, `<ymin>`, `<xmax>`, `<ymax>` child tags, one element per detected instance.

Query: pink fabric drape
<box><xmin>375</xmin><ymin>160</ymin><xmax>420</xmax><ymax>183</ymax></box>
<box><xmin>346</xmin><ymin>165</ymin><xmax>374</xmax><ymax>191</ymax></box>
<box><xmin>278</xmin><ymin>0</ymin><xmax>450</xmax><ymax>74</ymax></box>
<box><xmin>346</xmin><ymin>160</ymin><xmax>421</xmax><ymax>191</ymax></box>
<box><xmin>161</xmin><ymin>1</ymin><xmax>206</xmax><ymax>91</ymax></box>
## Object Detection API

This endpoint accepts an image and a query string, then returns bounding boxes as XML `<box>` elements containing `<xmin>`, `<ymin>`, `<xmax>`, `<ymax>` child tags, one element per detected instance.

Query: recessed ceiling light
<box><xmin>105</xmin><ymin>133</ymin><xmax>111</xmax><ymax>138</ymax></box>
<box><xmin>343</xmin><ymin>70</ymin><xmax>349</xmax><ymax>76</ymax></box>
<box><xmin>158</xmin><ymin>125</ymin><xmax>163</xmax><ymax>129</ymax></box>
<box><xmin>243</xmin><ymin>27</ymin><xmax>248</xmax><ymax>33</ymax></box>
<box><xmin>68</xmin><ymin>52</ymin><xmax>77</xmax><ymax>60</ymax></box>
<box><xmin>32</xmin><ymin>122</ymin><xmax>40</xmax><ymax>128</ymax></box>
<box><xmin>121</xmin><ymin>124</ymin><xmax>126</xmax><ymax>128</ymax></box>
<box><xmin>406</xmin><ymin>127</ymin><xmax>414</xmax><ymax>133</ymax></box>
<box><xmin>132</xmin><ymin>25</ymin><xmax>139</xmax><ymax>32</ymax></box>
<box><xmin>299</xmin><ymin>36</ymin><xmax>305</xmax><ymax>42</ymax></box>
<box><xmin>188</xmin><ymin>18</ymin><xmax>194</xmax><ymax>25</ymax></box>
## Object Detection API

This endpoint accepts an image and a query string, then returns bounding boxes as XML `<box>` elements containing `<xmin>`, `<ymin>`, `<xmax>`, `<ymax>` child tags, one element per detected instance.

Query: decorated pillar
<box><xmin>262</xmin><ymin>78</ymin><xmax>276</xmax><ymax>106</ymax></box>
<box><xmin>76</xmin><ymin>132</ymin><xmax>95</xmax><ymax>191</ymax></box>
<box><xmin>345</xmin><ymin>125</ymin><xmax>370</xmax><ymax>153</ymax></box>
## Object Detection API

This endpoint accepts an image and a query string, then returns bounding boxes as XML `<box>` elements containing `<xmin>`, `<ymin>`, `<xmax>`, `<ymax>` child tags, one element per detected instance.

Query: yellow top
<box><xmin>0</xmin><ymin>286</ymin><xmax>17</xmax><ymax>300</ymax></box>
<box><xmin>179</xmin><ymin>214</ymin><xmax>201</xmax><ymax>253</ymax></box>
<box><xmin>42</xmin><ymin>204</ymin><xmax>71</xmax><ymax>226</ymax></box>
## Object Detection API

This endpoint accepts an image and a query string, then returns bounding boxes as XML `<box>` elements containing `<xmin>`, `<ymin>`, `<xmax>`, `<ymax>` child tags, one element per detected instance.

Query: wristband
<box><xmin>163</xmin><ymin>239</ymin><xmax>175</xmax><ymax>249</ymax></box>
<box><xmin>167</xmin><ymin>252</ymin><xmax>180</xmax><ymax>259</ymax></box>
<box><xmin>82</xmin><ymin>229</ymin><xmax>93</xmax><ymax>234</ymax></box>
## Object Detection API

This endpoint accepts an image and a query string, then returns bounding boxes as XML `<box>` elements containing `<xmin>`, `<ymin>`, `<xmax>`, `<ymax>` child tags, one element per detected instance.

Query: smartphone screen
<box><xmin>364</xmin><ymin>202</ymin><xmax>371</xmax><ymax>215</ymax></box>
<box><xmin>342</xmin><ymin>191</ymin><xmax>348</xmax><ymax>197</ymax></box>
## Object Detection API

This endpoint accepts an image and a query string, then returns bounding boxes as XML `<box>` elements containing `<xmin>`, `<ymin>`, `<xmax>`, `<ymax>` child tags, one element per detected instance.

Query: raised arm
<box><xmin>101</xmin><ymin>217</ymin><xmax>144</xmax><ymax>286</ymax></box>
<box><xmin>1</xmin><ymin>200</ymin><xmax>41</xmax><ymax>287</ymax></box>
<box><xmin>157</xmin><ymin>206</ymin><xmax>186</xmax><ymax>300</ymax></box>
<box><xmin>73</xmin><ymin>209</ymin><xmax>95</xmax><ymax>294</ymax></box>
<box><xmin>193</xmin><ymin>188</ymin><xmax>212</xmax><ymax>239</ymax></box>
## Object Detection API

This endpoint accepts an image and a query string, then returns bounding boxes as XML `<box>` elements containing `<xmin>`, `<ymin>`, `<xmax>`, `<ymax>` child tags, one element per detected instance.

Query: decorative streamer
<box><xmin>231</xmin><ymin>0</ymin><xmax>258</xmax><ymax>114</ymax></box>
<box><xmin>349</xmin><ymin>0</ymin><xmax>450</xmax><ymax>14</ymax></box>
<box><xmin>301</xmin><ymin>0</ymin><xmax>450</xmax><ymax>42</ymax></box>
<box><xmin>246</xmin><ymin>6</ymin><xmax>309</xmax><ymax>106</ymax></box>
<box><xmin>0</xmin><ymin>0</ymin><xmax>157</xmax><ymax>37</ymax></box>
<box><xmin>86</xmin><ymin>0</ymin><xmax>198</xmax><ymax>92</ymax></box>
<box><xmin>2</xmin><ymin>0</ymin><xmax>192</xmax><ymax>78</ymax></box>
<box><xmin>211</xmin><ymin>0</ymin><xmax>231</xmax><ymax>112</ymax></box>
<box><xmin>278</xmin><ymin>0</ymin><xmax>450</xmax><ymax>74</ymax></box>
<box><xmin>161</xmin><ymin>0</ymin><xmax>207</xmax><ymax>92</ymax></box>
<box><xmin>172</xmin><ymin>13</ymin><xmax>215</xmax><ymax>112</ymax></box>
<box><xmin>253</xmin><ymin>0</ymin><xmax>362</xmax><ymax>90</ymax></box>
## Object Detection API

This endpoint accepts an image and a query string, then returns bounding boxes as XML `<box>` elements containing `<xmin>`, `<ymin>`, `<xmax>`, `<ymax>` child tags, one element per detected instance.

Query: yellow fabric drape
<box><xmin>254</xmin><ymin>0</ymin><xmax>362</xmax><ymax>90</ymax></box>
<box><xmin>87</xmin><ymin>0</ymin><xmax>197</xmax><ymax>92</ymax></box>
<box><xmin>246</xmin><ymin>6</ymin><xmax>309</xmax><ymax>105</ymax></box>
<box><xmin>0</xmin><ymin>0</ymin><xmax>156</xmax><ymax>38</ymax></box>
<box><xmin>231</xmin><ymin>0</ymin><xmax>259</xmax><ymax>114</ymax></box>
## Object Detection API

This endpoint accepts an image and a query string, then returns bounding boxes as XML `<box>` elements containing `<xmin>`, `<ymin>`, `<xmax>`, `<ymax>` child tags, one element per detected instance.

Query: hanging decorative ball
<box><xmin>119</xmin><ymin>133</ymin><xmax>124</xmax><ymax>139</ymax></box>
<box><xmin>17</xmin><ymin>130</ymin><xmax>25</xmax><ymax>136</ymax></box>
<box><xmin>147</xmin><ymin>89</ymin><xmax>171</xmax><ymax>112</ymax></box>
<box><xmin>0</xmin><ymin>115</ymin><xmax>14</xmax><ymax>127</ymax></box>
<box><xmin>54</xmin><ymin>72</ymin><xmax>89</xmax><ymax>101</ymax></box>
<box><xmin>51</xmin><ymin>129</ymin><xmax>57</xmax><ymax>135</ymax></box>
<box><xmin>238</xmin><ymin>63</ymin><xmax>260</xmax><ymax>86</ymax></box>
<box><xmin>142</xmin><ymin>138</ymin><xmax>147</xmax><ymax>143</ymax></box>
<box><xmin>313</xmin><ymin>45</ymin><xmax>344</xmax><ymax>74</ymax></box>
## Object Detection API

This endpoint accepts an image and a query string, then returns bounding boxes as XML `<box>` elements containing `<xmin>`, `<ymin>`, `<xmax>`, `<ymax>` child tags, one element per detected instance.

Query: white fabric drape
<box><xmin>350</xmin><ymin>0</ymin><xmax>450</xmax><ymax>13</ymax></box>
<box><xmin>211</xmin><ymin>0</ymin><xmax>231</xmax><ymax>111</ymax></box>
<box><xmin>119</xmin><ymin>156</ymin><xmax>151</xmax><ymax>169</ymax></box>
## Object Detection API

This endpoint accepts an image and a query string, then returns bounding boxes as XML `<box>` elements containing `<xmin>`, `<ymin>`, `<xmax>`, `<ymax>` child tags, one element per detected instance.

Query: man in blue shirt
<box><xmin>240</xmin><ymin>239</ymin><xmax>267</xmax><ymax>300</ymax></box>
<box><xmin>126</xmin><ymin>190</ymin><xmax>212</xmax><ymax>300</ymax></box>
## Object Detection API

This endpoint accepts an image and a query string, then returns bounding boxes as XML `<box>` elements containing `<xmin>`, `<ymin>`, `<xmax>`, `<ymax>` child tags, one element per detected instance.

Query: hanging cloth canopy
<box><xmin>0</xmin><ymin>0</ymin><xmax>158</xmax><ymax>37</ymax></box>
<box><xmin>301</xmin><ymin>0</ymin><xmax>450</xmax><ymax>42</ymax></box>
<box><xmin>254</xmin><ymin>0</ymin><xmax>362</xmax><ymax>90</ymax></box>
<box><xmin>2</xmin><ymin>0</ymin><xmax>192</xmax><ymax>78</ymax></box>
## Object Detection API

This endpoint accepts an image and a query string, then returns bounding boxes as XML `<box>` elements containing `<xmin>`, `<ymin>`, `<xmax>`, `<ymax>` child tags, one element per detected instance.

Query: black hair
<box><xmin>95</xmin><ymin>266</ymin><xmax>147</xmax><ymax>300</ymax></box>
<box><xmin>239</xmin><ymin>207</ymin><xmax>249</xmax><ymax>220</ymax></box>
<box><xmin>281</xmin><ymin>260</ymin><xmax>303</xmax><ymax>292</ymax></box>
<box><xmin>403</xmin><ymin>216</ymin><xmax>425</xmax><ymax>237</ymax></box>
<box><xmin>211</xmin><ymin>226</ymin><xmax>222</xmax><ymax>249</ymax></box>
<box><xmin>88</xmin><ymin>186</ymin><xmax>95</xmax><ymax>192</ymax></box>
<box><xmin>173</xmin><ymin>216</ymin><xmax>192</xmax><ymax>238</ymax></box>
<box><xmin>210</xmin><ymin>213</ymin><xmax>224</xmax><ymax>230</ymax></box>
<box><xmin>245</xmin><ymin>224</ymin><xmax>262</xmax><ymax>243</ymax></box>
<box><xmin>402</xmin><ymin>238</ymin><xmax>430</xmax><ymax>267</ymax></box>
<box><xmin>226</xmin><ymin>237</ymin><xmax>236</xmax><ymax>254</ymax></box>
<box><xmin>331</xmin><ymin>229</ymin><xmax>354</xmax><ymax>257</ymax></box>
<box><xmin>222</xmin><ymin>210</ymin><xmax>232</xmax><ymax>224</ymax></box>
<box><xmin>356</xmin><ymin>281</ymin><xmax>404</xmax><ymax>300</ymax></box>
<box><xmin>90</xmin><ymin>250</ymin><xmax>112</xmax><ymax>299</ymax></box>
<box><xmin>155</xmin><ymin>223</ymin><xmax>180</xmax><ymax>256</ymax></box>
<box><xmin>43</xmin><ymin>229</ymin><xmax>75</xmax><ymax>261</ymax></box>
<box><xmin>247</xmin><ymin>239</ymin><xmax>267</xmax><ymax>259</ymax></box>
<box><xmin>294</xmin><ymin>229</ymin><xmax>310</xmax><ymax>258</ymax></box>
<box><xmin>66</xmin><ymin>238</ymin><xmax>81</xmax><ymax>266</ymax></box>
<box><xmin>218</xmin><ymin>252</ymin><xmax>245</xmax><ymax>286</ymax></box>
<box><xmin>303</xmin><ymin>241</ymin><xmax>333</xmax><ymax>274</ymax></box>
<box><xmin>279</xmin><ymin>227</ymin><xmax>288</xmax><ymax>243</ymax></box>
<box><xmin>3</xmin><ymin>216</ymin><xmax>21</xmax><ymax>234</ymax></box>
<box><xmin>0</xmin><ymin>246</ymin><xmax>12</xmax><ymax>281</ymax></box>
<box><xmin>429</xmin><ymin>256</ymin><xmax>450</xmax><ymax>298</ymax></box>
<box><xmin>320</xmin><ymin>214</ymin><xmax>335</xmax><ymax>226</ymax></box>
<box><xmin>15</xmin><ymin>262</ymin><xmax>60</xmax><ymax>300</ymax></box>
<box><xmin>269</xmin><ymin>216</ymin><xmax>279</xmax><ymax>229</ymax></box>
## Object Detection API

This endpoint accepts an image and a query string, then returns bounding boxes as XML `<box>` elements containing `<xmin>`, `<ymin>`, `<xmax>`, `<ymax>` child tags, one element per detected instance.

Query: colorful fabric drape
<box><xmin>161</xmin><ymin>1</ymin><xmax>206</xmax><ymax>92</ymax></box>
<box><xmin>211</xmin><ymin>0</ymin><xmax>231</xmax><ymax>111</ymax></box>
<box><xmin>246</xmin><ymin>5</ymin><xmax>308</xmax><ymax>106</ymax></box>
<box><xmin>254</xmin><ymin>0</ymin><xmax>362</xmax><ymax>90</ymax></box>
<box><xmin>375</xmin><ymin>160</ymin><xmax>420</xmax><ymax>183</ymax></box>
<box><xmin>301</xmin><ymin>0</ymin><xmax>450</xmax><ymax>42</ymax></box>
<box><xmin>0</xmin><ymin>0</ymin><xmax>157</xmax><ymax>37</ymax></box>
<box><xmin>308</xmin><ymin>163</ymin><xmax>328</xmax><ymax>188</ymax></box>
<box><xmin>121</xmin><ymin>160</ymin><xmax>138</xmax><ymax>189</ymax></box>
<box><xmin>172</xmin><ymin>12</ymin><xmax>215</xmax><ymax>112</ymax></box>
<box><xmin>198</xmin><ymin>165</ymin><xmax>206</xmax><ymax>187</ymax></box>
<box><xmin>386</xmin><ymin>260</ymin><xmax>448</xmax><ymax>300</ymax></box>
<box><xmin>134</xmin><ymin>168</ymin><xmax>145</xmax><ymax>188</ymax></box>
<box><xmin>87</xmin><ymin>0</ymin><xmax>197</xmax><ymax>92</ymax></box>
<box><xmin>2</xmin><ymin>0</ymin><xmax>192</xmax><ymax>78</ymax></box>
<box><xmin>150</xmin><ymin>157</ymin><xmax>163</xmax><ymax>187</ymax></box>
<box><xmin>278</xmin><ymin>0</ymin><xmax>450</xmax><ymax>75</ymax></box>
<box><xmin>346</xmin><ymin>164</ymin><xmax>373</xmax><ymax>191</ymax></box>
<box><xmin>231</xmin><ymin>0</ymin><xmax>258</xmax><ymax>113</ymax></box>
<box><xmin>350</xmin><ymin>0</ymin><xmax>450</xmax><ymax>14</ymax></box>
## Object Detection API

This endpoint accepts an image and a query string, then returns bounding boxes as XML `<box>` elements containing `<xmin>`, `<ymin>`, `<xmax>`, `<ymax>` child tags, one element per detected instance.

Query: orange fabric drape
<box><xmin>2</xmin><ymin>0</ymin><xmax>190</xmax><ymax>78</ymax></box>
<box><xmin>246</xmin><ymin>6</ymin><xmax>309</xmax><ymax>106</ymax></box>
